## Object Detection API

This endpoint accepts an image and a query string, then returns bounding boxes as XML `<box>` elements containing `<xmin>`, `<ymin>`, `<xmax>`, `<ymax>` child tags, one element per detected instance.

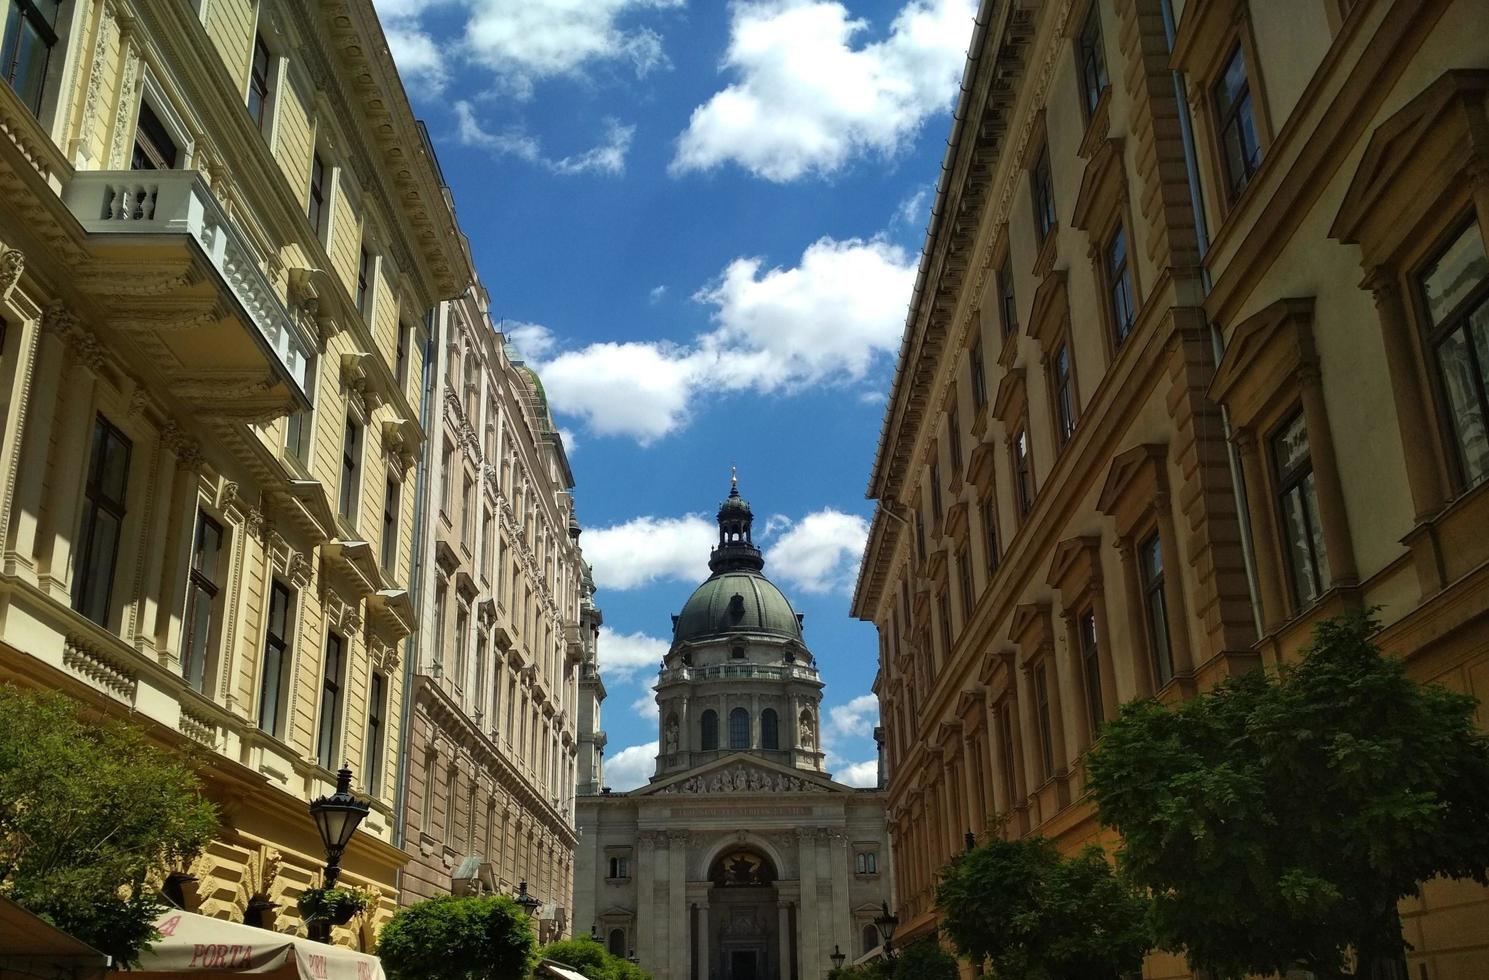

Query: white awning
<box><xmin>537</xmin><ymin>961</ymin><xmax>598</xmax><ymax>980</ymax></box>
<box><xmin>129</xmin><ymin>911</ymin><xmax>384</xmax><ymax>980</ymax></box>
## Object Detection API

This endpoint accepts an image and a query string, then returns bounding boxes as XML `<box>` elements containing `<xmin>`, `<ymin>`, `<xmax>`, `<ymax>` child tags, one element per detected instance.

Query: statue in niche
<box><xmin>799</xmin><ymin>714</ymin><xmax>815</xmax><ymax>750</ymax></box>
<box><xmin>665</xmin><ymin>717</ymin><xmax>679</xmax><ymax>754</ymax></box>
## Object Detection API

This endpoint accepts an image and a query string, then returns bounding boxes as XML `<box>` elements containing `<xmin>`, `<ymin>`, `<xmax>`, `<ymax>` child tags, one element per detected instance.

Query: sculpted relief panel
<box><xmin>659</xmin><ymin>765</ymin><xmax>819</xmax><ymax>795</ymax></box>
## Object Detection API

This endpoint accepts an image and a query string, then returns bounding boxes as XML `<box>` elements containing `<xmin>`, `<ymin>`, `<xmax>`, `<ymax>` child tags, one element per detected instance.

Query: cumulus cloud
<box><xmin>454</xmin><ymin>102</ymin><xmax>635</xmax><ymax>175</ymax></box>
<box><xmin>584</xmin><ymin>515</ymin><xmax>715</xmax><ymax>590</ymax></box>
<box><xmin>598</xmin><ymin>627</ymin><xmax>669</xmax><ymax>682</ymax></box>
<box><xmin>524</xmin><ymin>236</ymin><xmax>915</xmax><ymax>443</ymax></box>
<box><xmin>649</xmin><ymin>285</ymin><xmax>668</xmax><ymax>303</ymax></box>
<box><xmin>895</xmin><ymin>186</ymin><xmax>930</xmax><ymax>228</ymax></box>
<box><xmin>505</xmin><ymin>322</ymin><xmax>557</xmax><ymax>360</ymax></box>
<box><xmin>671</xmin><ymin>0</ymin><xmax>974</xmax><ymax>181</ymax></box>
<box><xmin>604</xmin><ymin>741</ymin><xmax>659</xmax><ymax>791</ymax></box>
<box><xmin>826</xmin><ymin>693</ymin><xmax>879</xmax><ymax>741</ymax></box>
<box><xmin>631</xmin><ymin>693</ymin><xmax>660</xmax><ymax>720</ymax></box>
<box><xmin>765</xmin><ymin>509</ymin><xmax>869</xmax><ymax>595</ymax></box>
<box><xmin>835</xmin><ymin>759</ymin><xmax>880</xmax><ymax>788</ymax></box>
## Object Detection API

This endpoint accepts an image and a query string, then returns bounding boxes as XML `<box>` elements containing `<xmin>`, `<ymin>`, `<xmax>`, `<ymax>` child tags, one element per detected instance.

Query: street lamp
<box><xmin>591</xmin><ymin>923</ymin><xmax>600</xmax><ymax>941</ymax></box>
<box><xmin>965</xmin><ymin>830</ymin><xmax>977</xmax><ymax>853</ymax></box>
<box><xmin>516</xmin><ymin>881</ymin><xmax>541</xmax><ymax>918</ymax></box>
<box><xmin>308</xmin><ymin>765</ymin><xmax>370</xmax><ymax>891</ymax></box>
<box><xmin>830</xmin><ymin>945</ymin><xmax>846</xmax><ymax>971</ymax></box>
<box><xmin>873</xmin><ymin>901</ymin><xmax>899</xmax><ymax>960</ymax></box>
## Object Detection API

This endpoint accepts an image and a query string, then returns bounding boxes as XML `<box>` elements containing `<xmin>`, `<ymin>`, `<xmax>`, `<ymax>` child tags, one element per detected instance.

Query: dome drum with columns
<box><xmin>572</xmin><ymin>478</ymin><xmax>891</xmax><ymax>980</ymax></box>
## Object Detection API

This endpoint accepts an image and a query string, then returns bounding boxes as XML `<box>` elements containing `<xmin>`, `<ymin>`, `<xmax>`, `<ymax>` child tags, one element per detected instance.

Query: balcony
<box><xmin>61</xmin><ymin>170</ymin><xmax>314</xmax><ymax>417</ymax></box>
<box><xmin>656</xmin><ymin>663</ymin><xmax>820</xmax><ymax>686</ymax></box>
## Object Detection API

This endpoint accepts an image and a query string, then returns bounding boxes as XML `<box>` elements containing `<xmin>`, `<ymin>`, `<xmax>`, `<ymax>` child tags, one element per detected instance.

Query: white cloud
<box><xmin>826</xmin><ymin>693</ymin><xmax>879</xmax><ymax>740</ymax></box>
<box><xmin>597</xmin><ymin>627</ymin><xmax>669</xmax><ymax>682</ymax></box>
<box><xmin>523</xmin><ymin>236</ymin><xmax>915</xmax><ymax>443</ymax></box>
<box><xmin>631</xmin><ymin>693</ymin><xmax>660</xmax><ymax>720</ymax></box>
<box><xmin>584</xmin><ymin>515</ymin><xmax>715</xmax><ymax>589</ymax></box>
<box><xmin>649</xmin><ymin>285</ymin><xmax>668</xmax><ymax>303</ymax></box>
<box><xmin>454</xmin><ymin>102</ymin><xmax>634</xmax><ymax>175</ymax></box>
<box><xmin>764</xmin><ymin>509</ymin><xmax>869</xmax><ymax>595</ymax></box>
<box><xmin>605</xmin><ymin>741</ymin><xmax>659</xmax><ymax>791</ymax></box>
<box><xmin>895</xmin><ymin>186</ymin><xmax>929</xmax><ymax>227</ymax></box>
<box><xmin>835</xmin><ymin>759</ymin><xmax>880</xmax><ymax>788</ymax></box>
<box><xmin>557</xmin><ymin>427</ymin><xmax>579</xmax><ymax>454</ymax></box>
<box><xmin>671</xmin><ymin>0</ymin><xmax>974</xmax><ymax>181</ymax></box>
<box><xmin>505</xmin><ymin>322</ymin><xmax>557</xmax><ymax>360</ymax></box>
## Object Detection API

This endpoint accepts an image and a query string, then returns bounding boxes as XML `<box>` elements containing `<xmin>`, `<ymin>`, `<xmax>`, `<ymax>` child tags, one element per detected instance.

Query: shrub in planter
<box><xmin>298</xmin><ymin>887</ymin><xmax>374</xmax><ymax>926</ymax></box>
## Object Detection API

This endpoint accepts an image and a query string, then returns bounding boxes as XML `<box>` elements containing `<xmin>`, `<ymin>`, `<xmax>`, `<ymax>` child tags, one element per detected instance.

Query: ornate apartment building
<box><xmin>852</xmin><ymin>0</ymin><xmax>1489</xmax><ymax>975</ymax></box>
<box><xmin>0</xmin><ymin>0</ymin><xmax>470</xmax><ymax>943</ymax></box>
<box><xmin>400</xmin><ymin>292</ymin><xmax>590</xmax><ymax>940</ymax></box>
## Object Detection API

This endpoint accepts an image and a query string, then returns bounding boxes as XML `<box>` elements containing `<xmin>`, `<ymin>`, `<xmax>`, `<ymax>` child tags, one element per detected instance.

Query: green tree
<box><xmin>935</xmin><ymin>835</ymin><xmax>1149</xmax><ymax>979</ymax></box>
<box><xmin>378</xmin><ymin>895</ymin><xmax>537</xmax><ymax>980</ymax></box>
<box><xmin>0</xmin><ymin>686</ymin><xmax>218</xmax><ymax>965</ymax></box>
<box><xmin>827</xmin><ymin>959</ymin><xmax>891</xmax><ymax>980</ymax></box>
<box><xmin>890</xmin><ymin>939</ymin><xmax>958</xmax><ymax>980</ymax></box>
<box><xmin>536</xmin><ymin>935</ymin><xmax>652</xmax><ymax>980</ymax></box>
<box><xmin>1086</xmin><ymin>614</ymin><xmax>1489</xmax><ymax>979</ymax></box>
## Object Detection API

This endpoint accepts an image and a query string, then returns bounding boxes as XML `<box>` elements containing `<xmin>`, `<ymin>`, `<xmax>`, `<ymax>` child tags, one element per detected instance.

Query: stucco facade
<box><xmin>852</xmin><ymin>0</ymin><xmax>1489</xmax><ymax>976</ymax></box>
<box><xmin>0</xmin><ymin>0</ymin><xmax>468</xmax><ymax>945</ymax></box>
<box><xmin>399</xmin><ymin>287</ymin><xmax>587</xmax><ymax>939</ymax></box>
<box><xmin>576</xmin><ymin>484</ymin><xmax>891</xmax><ymax>980</ymax></box>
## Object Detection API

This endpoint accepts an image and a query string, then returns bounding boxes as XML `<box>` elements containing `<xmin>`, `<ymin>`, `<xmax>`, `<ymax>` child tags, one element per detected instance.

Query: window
<box><xmin>356</xmin><ymin>246</ymin><xmax>372</xmax><ymax>317</ymax></box>
<box><xmin>432</xmin><ymin>579</ymin><xmax>447</xmax><ymax>668</ymax></box>
<box><xmin>381</xmin><ymin>477</ymin><xmax>399</xmax><ymax>571</ymax></box>
<box><xmin>257</xmin><ymin>581</ymin><xmax>292</xmax><ymax>737</ymax></box>
<box><xmin>474</xmin><ymin>637</ymin><xmax>487</xmax><ymax>714</ymax></box>
<box><xmin>308</xmin><ymin>153</ymin><xmax>328</xmax><ymax>238</ymax></box>
<box><xmin>1418</xmin><ymin>218</ymin><xmax>1489</xmax><ymax>488</ymax></box>
<box><xmin>760</xmin><ymin>708</ymin><xmax>779</xmax><ymax>750</ymax></box>
<box><xmin>395</xmin><ymin>323</ymin><xmax>410</xmax><ymax>387</ymax></box>
<box><xmin>937</xmin><ymin>592</ymin><xmax>953</xmax><ymax>665</ymax></box>
<box><xmin>1140</xmin><ymin>534</ymin><xmax>1174</xmax><ymax>687</ymax></box>
<box><xmin>948</xmin><ymin>409</ymin><xmax>963</xmax><ymax>474</ymax></box>
<box><xmin>608</xmin><ymin>855</ymin><xmax>631</xmax><ymax>880</ymax></box>
<box><xmin>998</xmin><ymin>254</ymin><xmax>1018</xmax><ymax>339</ymax></box>
<box><xmin>1034</xmin><ymin>661</ymin><xmax>1054</xmax><ymax>779</ymax></box>
<box><xmin>1213</xmin><ymin>44</ymin><xmax>1260</xmax><ymax>199</ymax></box>
<box><xmin>1078</xmin><ymin>610</ymin><xmax>1103</xmax><ymax>735</ymax></box>
<box><xmin>1271</xmin><ymin>411</ymin><xmax>1330</xmax><ymax>608</ymax></box>
<box><xmin>285</xmin><ymin>411</ymin><xmax>310</xmax><ymax>464</ymax></box>
<box><xmin>440</xmin><ymin>441</ymin><xmax>454</xmax><ymax>515</ymax></box>
<box><xmin>914</xmin><ymin>508</ymin><xmax>927</xmax><ymax>561</ymax></box>
<box><xmin>1052</xmin><ymin>341</ymin><xmax>1076</xmax><ymax>444</ymax></box>
<box><xmin>1032</xmin><ymin>144</ymin><xmax>1057</xmax><ymax>243</ymax></box>
<box><xmin>700</xmin><ymin>710</ymin><xmax>719</xmax><ymax>750</ymax></box>
<box><xmin>969</xmin><ymin>340</ymin><xmax>988</xmax><ymax>410</ymax></box>
<box><xmin>2</xmin><ymin>0</ymin><xmax>60</xmax><ymax>115</ymax></box>
<box><xmin>1108</xmin><ymin>226</ymin><xmax>1136</xmax><ymax>345</ymax></box>
<box><xmin>181</xmin><ymin>512</ymin><xmax>223</xmax><ymax>693</ymax></box>
<box><xmin>980</xmin><ymin>497</ymin><xmax>1000</xmax><ymax>572</ymax></box>
<box><xmin>132</xmin><ymin>102</ymin><xmax>179</xmax><ymax>171</ymax></box>
<box><xmin>957</xmin><ymin>550</ymin><xmax>974</xmax><ymax>623</ymax></box>
<box><xmin>316</xmin><ymin>632</ymin><xmax>345</xmax><ymax>769</ymax></box>
<box><xmin>339</xmin><ymin>415</ymin><xmax>361</xmax><ymax>521</ymax></box>
<box><xmin>854</xmin><ymin>851</ymin><xmax>878</xmax><ymax>875</ymax></box>
<box><xmin>461</xmin><ymin>474</ymin><xmax>474</xmax><ymax>548</ymax></box>
<box><xmin>1077</xmin><ymin>3</ymin><xmax>1108</xmax><ymax>117</ymax></box>
<box><xmin>999</xmin><ymin>702</ymin><xmax>1018</xmax><ymax>802</ymax></box>
<box><xmin>728</xmin><ymin>707</ymin><xmax>750</xmax><ymax>749</ymax></box>
<box><xmin>247</xmin><ymin>32</ymin><xmax>271</xmax><ymax>127</ymax></box>
<box><xmin>75</xmin><ymin>416</ymin><xmax>132</xmax><ymax>626</ymax></box>
<box><xmin>481</xmin><ymin>508</ymin><xmax>493</xmax><ymax>578</ymax></box>
<box><xmin>929</xmin><ymin>461</ymin><xmax>943</xmax><ymax>521</ymax></box>
<box><xmin>366</xmin><ymin>671</ymin><xmax>386</xmax><ymax>796</ymax></box>
<box><xmin>1013</xmin><ymin>426</ymin><xmax>1034</xmax><ymax>517</ymax></box>
<box><xmin>454</xmin><ymin>605</ymin><xmax>469</xmax><ymax>692</ymax></box>
<box><xmin>862</xmin><ymin>924</ymin><xmax>878</xmax><ymax>955</ymax></box>
<box><xmin>607</xmin><ymin>929</ymin><xmax>626</xmax><ymax>956</ymax></box>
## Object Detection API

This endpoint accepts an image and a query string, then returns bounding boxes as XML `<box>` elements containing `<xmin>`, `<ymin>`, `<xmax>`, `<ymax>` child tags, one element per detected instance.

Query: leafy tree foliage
<box><xmin>827</xmin><ymin>959</ymin><xmax>891</xmax><ymax>980</ymax></box>
<box><xmin>0</xmin><ymin>686</ymin><xmax>218</xmax><ymax>965</ymax></box>
<box><xmin>1086</xmin><ymin>614</ymin><xmax>1489</xmax><ymax>979</ymax></box>
<box><xmin>537</xmin><ymin>935</ymin><xmax>652</xmax><ymax>980</ymax></box>
<box><xmin>890</xmin><ymin>939</ymin><xmax>958</xmax><ymax>980</ymax></box>
<box><xmin>378</xmin><ymin>895</ymin><xmax>537</xmax><ymax>980</ymax></box>
<box><xmin>935</xmin><ymin>835</ymin><xmax>1149</xmax><ymax>979</ymax></box>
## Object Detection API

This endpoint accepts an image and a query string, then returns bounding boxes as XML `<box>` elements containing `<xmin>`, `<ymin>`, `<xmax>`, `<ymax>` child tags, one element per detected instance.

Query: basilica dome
<box><xmin>673</xmin><ymin>570</ymin><xmax>802</xmax><ymax>646</ymax></box>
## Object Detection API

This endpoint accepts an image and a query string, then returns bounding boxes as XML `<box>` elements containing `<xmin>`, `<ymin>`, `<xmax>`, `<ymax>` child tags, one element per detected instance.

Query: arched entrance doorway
<box><xmin>702</xmin><ymin>848</ymin><xmax>780</xmax><ymax>980</ymax></box>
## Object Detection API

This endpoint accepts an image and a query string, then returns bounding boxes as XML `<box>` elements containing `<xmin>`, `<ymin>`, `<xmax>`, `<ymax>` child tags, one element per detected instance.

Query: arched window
<box><xmin>608</xmin><ymin>929</ymin><xmax>626</xmax><ymax>957</ymax></box>
<box><xmin>760</xmin><ymin>708</ymin><xmax>779</xmax><ymax>750</ymax></box>
<box><xmin>700</xmin><ymin>710</ymin><xmax>719</xmax><ymax>750</ymax></box>
<box><xmin>729</xmin><ymin>708</ymin><xmax>750</xmax><ymax>749</ymax></box>
<box><xmin>862</xmin><ymin>924</ymin><xmax>878</xmax><ymax>956</ymax></box>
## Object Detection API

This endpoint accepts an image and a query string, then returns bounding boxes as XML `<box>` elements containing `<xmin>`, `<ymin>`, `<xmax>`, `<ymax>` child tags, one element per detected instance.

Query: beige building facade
<box><xmin>852</xmin><ymin>0</ymin><xmax>1489</xmax><ymax>976</ymax></box>
<box><xmin>576</xmin><ymin>483</ymin><xmax>892</xmax><ymax>980</ymax></box>
<box><xmin>0</xmin><ymin>0</ymin><xmax>466</xmax><ymax>944</ymax></box>
<box><xmin>399</xmin><ymin>289</ymin><xmax>588</xmax><ymax>939</ymax></box>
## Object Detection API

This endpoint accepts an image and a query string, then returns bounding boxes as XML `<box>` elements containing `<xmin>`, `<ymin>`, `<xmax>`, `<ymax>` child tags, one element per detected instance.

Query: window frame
<box><xmin>1011</xmin><ymin>423</ymin><xmax>1035</xmax><ymax>520</ymax></box>
<box><xmin>257</xmin><ymin>580</ymin><xmax>293</xmax><ymax>737</ymax></box>
<box><xmin>74</xmin><ymin>415</ymin><xmax>132</xmax><ymax>627</ymax></box>
<box><xmin>181</xmin><ymin>511</ymin><xmax>224</xmax><ymax>693</ymax></box>
<box><xmin>307</xmin><ymin>152</ymin><xmax>329</xmax><ymax>241</ymax></box>
<box><xmin>1050</xmin><ymin>339</ymin><xmax>1078</xmax><ymax>447</ymax></box>
<box><xmin>969</xmin><ymin>339</ymin><xmax>988</xmax><ymax>412</ymax></box>
<box><xmin>366</xmin><ymin>670</ymin><xmax>387</xmax><ymax>796</ymax></box>
<box><xmin>246</xmin><ymin>32</ymin><xmax>272</xmax><ymax>128</ymax></box>
<box><xmin>700</xmin><ymin>709</ymin><xmax>719</xmax><ymax>751</ymax></box>
<box><xmin>1075</xmin><ymin>1</ymin><xmax>1109</xmax><ymax>121</ymax></box>
<box><xmin>1139</xmin><ymin>532</ymin><xmax>1175</xmax><ymax>688</ymax></box>
<box><xmin>1106</xmin><ymin>223</ymin><xmax>1136</xmax><ymax>347</ymax></box>
<box><xmin>316</xmin><ymin>630</ymin><xmax>346</xmax><ymax>770</ymax></box>
<box><xmin>1212</xmin><ymin>43</ymin><xmax>1262</xmax><ymax>202</ymax></box>
<box><xmin>381</xmin><ymin>475</ymin><xmax>399</xmax><ymax>572</ymax></box>
<box><xmin>728</xmin><ymin>707</ymin><xmax>750</xmax><ymax>750</ymax></box>
<box><xmin>1031</xmin><ymin>143</ymin><xmax>1057</xmax><ymax>245</ymax></box>
<box><xmin>1269</xmin><ymin>408</ymin><xmax>1331</xmax><ymax>609</ymax></box>
<box><xmin>1077</xmin><ymin>608</ymin><xmax>1103</xmax><ymax>737</ymax></box>
<box><xmin>338</xmin><ymin>413</ymin><xmax>361</xmax><ymax>523</ymax></box>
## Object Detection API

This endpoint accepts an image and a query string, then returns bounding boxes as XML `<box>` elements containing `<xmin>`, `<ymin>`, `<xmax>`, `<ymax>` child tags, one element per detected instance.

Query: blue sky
<box><xmin>376</xmin><ymin>0</ymin><xmax>978</xmax><ymax>788</ymax></box>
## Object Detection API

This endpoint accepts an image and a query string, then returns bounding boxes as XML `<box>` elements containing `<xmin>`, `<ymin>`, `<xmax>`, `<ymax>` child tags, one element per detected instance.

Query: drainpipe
<box><xmin>1160</xmin><ymin>0</ymin><xmax>1265</xmax><ymax>640</ymax></box>
<box><xmin>393</xmin><ymin>302</ymin><xmax>441</xmax><ymax>852</ymax></box>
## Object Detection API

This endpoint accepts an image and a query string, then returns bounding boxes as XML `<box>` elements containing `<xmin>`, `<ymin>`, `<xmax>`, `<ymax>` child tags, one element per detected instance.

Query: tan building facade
<box><xmin>852</xmin><ymin>0</ymin><xmax>1489</xmax><ymax>976</ymax></box>
<box><xmin>0</xmin><ymin>0</ymin><xmax>465</xmax><ymax>945</ymax></box>
<box><xmin>399</xmin><ymin>295</ymin><xmax>587</xmax><ymax>939</ymax></box>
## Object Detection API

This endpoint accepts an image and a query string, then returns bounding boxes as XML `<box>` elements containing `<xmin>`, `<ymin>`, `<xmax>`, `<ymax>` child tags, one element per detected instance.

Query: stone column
<box><xmin>697</xmin><ymin>900</ymin><xmax>710</xmax><ymax>980</ymax></box>
<box><xmin>830</xmin><ymin>832</ymin><xmax>849</xmax><ymax>964</ymax></box>
<box><xmin>982</xmin><ymin>694</ymin><xmax>1008</xmax><ymax>818</ymax></box>
<box><xmin>37</xmin><ymin>322</ymin><xmax>102</xmax><ymax>601</ymax></box>
<box><xmin>1153</xmin><ymin>496</ymin><xmax>1195</xmax><ymax>677</ymax></box>
<box><xmin>131</xmin><ymin>428</ymin><xmax>184</xmax><ymax>660</ymax></box>
<box><xmin>777</xmin><ymin>901</ymin><xmax>791</xmax><ymax>980</ymax></box>
<box><xmin>636</xmin><ymin>833</ymin><xmax>655</xmax><ymax>972</ymax></box>
<box><xmin>7</xmin><ymin>306</ymin><xmax>68</xmax><ymax>580</ymax></box>
<box><xmin>1090</xmin><ymin>592</ymin><xmax>1119</xmax><ymax>723</ymax></box>
<box><xmin>960</xmin><ymin>735</ymin><xmax>982</xmax><ymax>836</ymax></box>
<box><xmin>796</xmin><ymin>830</ymin><xmax>820</xmax><ymax>980</ymax></box>
<box><xmin>1016</xmin><ymin>663</ymin><xmax>1042</xmax><ymax>793</ymax></box>
<box><xmin>669</xmin><ymin>832</ymin><xmax>688</xmax><ymax>980</ymax></box>
<box><xmin>1114</xmin><ymin>539</ymin><xmax>1153</xmax><ymax>697</ymax></box>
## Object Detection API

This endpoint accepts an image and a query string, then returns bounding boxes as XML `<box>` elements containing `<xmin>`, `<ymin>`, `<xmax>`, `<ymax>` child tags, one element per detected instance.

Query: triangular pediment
<box><xmin>635</xmin><ymin>752</ymin><xmax>859</xmax><ymax>797</ymax></box>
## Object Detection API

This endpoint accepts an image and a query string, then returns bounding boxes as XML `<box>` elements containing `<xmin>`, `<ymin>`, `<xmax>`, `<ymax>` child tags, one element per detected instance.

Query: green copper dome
<box><xmin>673</xmin><ymin>570</ymin><xmax>803</xmax><ymax>646</ymax></box>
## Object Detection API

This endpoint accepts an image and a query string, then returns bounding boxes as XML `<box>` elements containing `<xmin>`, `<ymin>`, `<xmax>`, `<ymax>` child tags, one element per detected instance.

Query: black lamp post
<box><xmin>627</xmin><ymin>950</ymin><xmax>638</xmax><ymax>964</ymax></box>
<box><xmin>965</xmin><ymin>829</ymin><xmax>977</xmax><ymax>853</ymax></box>
<box><xmin>516</xmin><ymin>881</ymin><xmax>541</xmax><ymax>918</ymax></box>
<box><xmin>873</xmin><ymin>901</ymin><xmax>899</xmax><ymax>960</ymax></box>
<box><xmin>830</xmin><ymin>945</ymin><xmax>846</xmax><ymax>971</ymax></box>
<box><xmin>308</xmin><ymin>766</ymin><xmax>370</xmax><ymax>891</ymax></box>
<box><xmin>591</xmin><ymin>923</ymin><xmax>600</xmax><ymax>941</ymax></box>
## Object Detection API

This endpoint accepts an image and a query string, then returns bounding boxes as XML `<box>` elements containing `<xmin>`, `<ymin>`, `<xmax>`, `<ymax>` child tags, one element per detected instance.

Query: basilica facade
<box><xmin>574</xmin><ymin>482</ymin><xmax>891</xmax><ymax>980</ymax></box>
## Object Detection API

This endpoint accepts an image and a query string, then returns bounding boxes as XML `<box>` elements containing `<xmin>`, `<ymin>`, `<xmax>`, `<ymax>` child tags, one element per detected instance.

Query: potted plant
<box><xmin>298</xmin><ymin>886</ymin><xmax>374</xmax><ymax>926</ymax></box>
